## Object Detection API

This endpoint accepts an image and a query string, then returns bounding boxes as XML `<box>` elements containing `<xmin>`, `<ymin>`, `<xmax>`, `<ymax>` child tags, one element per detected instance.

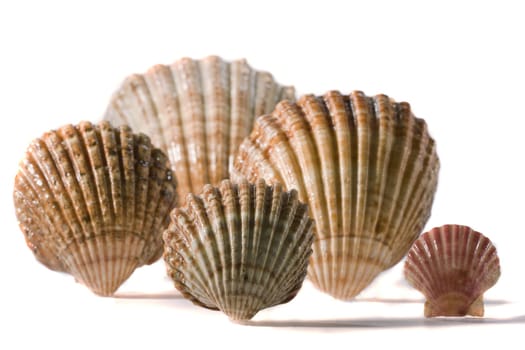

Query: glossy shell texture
<box><xmin>233</xmin><ymin>90</ymin><xmax>440</xmax><ymax>299</ymax></box>
<box><xmin>13</xmin><ymin>121</ymin><xmax>177</xmax><ymax>296</ymax></box>
<box><xmin>404</xmin><ymin>225</ymin><xmax>500</xmax><ymax>317</ymax></box>
<box><xmin>163</xmin><ymin>179</ymin><xmax>314</xmax><ymax>321</ymax></box>
<box><xmin>104</xmin><ymin>55</ymin><xmax>295</xmax><ymax>202</ymax></box>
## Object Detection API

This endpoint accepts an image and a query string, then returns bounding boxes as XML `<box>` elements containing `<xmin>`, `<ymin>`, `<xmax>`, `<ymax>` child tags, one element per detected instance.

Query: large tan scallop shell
<box><xmin>404</xmin><ymin>225</ymin><xmax>500</xmax><ymax>317</ymax></box>
<box><xmin>233</xmin><ymin>90</ymin><xmax>440</xmax><ymax>300</ymax></box>
<box><xmin>104</xmin><ymin>55</ymin><xmax>295</xmax><ymax>203</ymax></box>
<box><xmin>13</xmin><ymin>121</ymin><xmax>177</xmax><ymax>296</ymax></box>
<box><xmin>163</xmin><ymin>179</ymin><xmax>314</xmax><ymax>321</ymax></box>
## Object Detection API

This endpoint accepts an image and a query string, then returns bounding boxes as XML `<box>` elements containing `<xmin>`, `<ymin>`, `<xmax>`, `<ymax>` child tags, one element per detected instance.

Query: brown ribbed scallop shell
<box><xmin>104</xmin><ymin>55</ymin><xmax>295</xmax><ymax>203</ymax></box>
<box><xmin>233</xmin><ymin>90</ymin><xmax>440</xmax><ymax>299</ymax></box>
<box><xmin>163</xmin><ymin>179</ymin><xmax>314</xmax><ymax>321</ymax></box>
<box><xmin>404</xmin><ymin>224</ymin><xmax>500</xmax><ymax>317</ymax></box>
<box><xmin>13</xmin><ymin>121</ymin><xmax>177</xmax><ymax>296</ymax></box>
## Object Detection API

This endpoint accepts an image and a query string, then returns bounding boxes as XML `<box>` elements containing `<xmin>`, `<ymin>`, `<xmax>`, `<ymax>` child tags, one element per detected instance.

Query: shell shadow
<box><xmin>113</xmin><ymin>291</ymin><xmax>184</xmax><ymax>300</ymax></box>
<box><xmin>352</xmin><ymin>297</ymin><xmax>511</xmax><ymax>305</ymax></box>
<box><xmin>241</xmin><ymin>314</ymin><xmax>525</xmax><ymax>328</ymax></box>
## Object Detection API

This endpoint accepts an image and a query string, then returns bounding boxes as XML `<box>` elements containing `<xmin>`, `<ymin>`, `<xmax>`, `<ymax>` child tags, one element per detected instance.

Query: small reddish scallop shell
<box><xmin>404</xmin><ymin>225</ymin><xmax>500</xmax><ymax>317</ymax></box>
<box><xmin>13</xmin><ymin>121</ymin><xmax>177</xmax><ymax>296</ymax></box>
<box><xmin>163</xmin><ymin>179</ymin><xmax>314</xmax><ymax>321</ymax></box>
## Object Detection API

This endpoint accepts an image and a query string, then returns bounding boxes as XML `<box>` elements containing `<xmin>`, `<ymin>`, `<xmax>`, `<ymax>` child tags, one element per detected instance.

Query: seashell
<box><xmin>13</xmin><ymin>121</ymin><xmax>177</xmax><ymax>296</ymax></box>
<box><xmin>404</xmin><ymin>224</ymin><xmax>500</xmax><ymax>317</ymax></box>
<box><xmin>104</xmin><ymin>55</ymin><xmax>295</xmax><ymax>203</ymax></box>
<box><xmin>163</xmin><ymin>179</ymin><xmax>314</xmax><ymax>321</ymax></box>
<box><xmin>233</xmin><ymin>90</ymin><xmax>440</xmax><ymax>300</ymax></box>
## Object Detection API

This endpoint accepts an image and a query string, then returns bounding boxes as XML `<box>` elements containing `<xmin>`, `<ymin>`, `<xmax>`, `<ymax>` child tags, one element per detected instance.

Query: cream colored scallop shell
<box><xmin>404</xmin><ymin>224</ymin><xmax>500</xmax><ymax>317</ymax></box>
<box><xmin>233</xmin><ymin>90</ymin><xmax>439</xmax><ymax>300</ymax></box>
<box><xmin>104</xmin><ymin>55</ymin><xmax>295</xmax><ymax>203</ymax></box>
<box><xmin>163</xmin><ymin>179</ymin><xmax>314</xmax><ymax>321</ymax></box>
<box><xmin>13</xmin><ymin>121</ymin><xmax>177</xmax><ymax>296</ymax></box>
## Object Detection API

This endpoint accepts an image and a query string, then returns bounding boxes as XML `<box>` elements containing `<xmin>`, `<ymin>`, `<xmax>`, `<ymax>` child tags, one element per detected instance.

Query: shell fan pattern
<box><xmin>163</xmin><ymin>179</ymin><xmax>314</xmax><ymax>321</ymax></box>
<box><xmin>13</xmin><ymin>121</ymin><xmax>177</xmax><ymax>296</ymax></box>
<box><xmin>104</xmin><ymin>55</ymin><xmax>295</xmax><ymax>203</ymax></box>
<box><xmin>234</xmin><ymin>90</ymin><xmax>440</xmax><ymax>300</ymax></box>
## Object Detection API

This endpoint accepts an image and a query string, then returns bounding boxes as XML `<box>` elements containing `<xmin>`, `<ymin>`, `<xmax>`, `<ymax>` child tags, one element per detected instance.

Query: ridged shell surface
<box><xmin>404</xmin><ymin>224</ymin><xmax>500</xmax><ymax>317</ymax></box>
<box><xmin>163</xmin><ymin>179</ymin><xmax>314</xmax><ymax>321</ymax></box>
<box><xmin>104</xmin><ymin>55</ymin><xmax>295</xmax><ymax>202</ymax></box>
<box><xmin>13</xmin><ymin>121</ymin><xmax>177</xmax><ymax>296</ymax></box>
<box><xmin>233</xmin><ymin>90</ymin><xmax>440</xmax><ymax>299</ymax></box>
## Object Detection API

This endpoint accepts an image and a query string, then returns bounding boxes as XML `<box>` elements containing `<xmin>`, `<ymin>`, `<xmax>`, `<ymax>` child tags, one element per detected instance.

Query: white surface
<box><xmin>1</xmin><ymin>0</ymin><xmax>524</xmax><ymax>348</ymax></box>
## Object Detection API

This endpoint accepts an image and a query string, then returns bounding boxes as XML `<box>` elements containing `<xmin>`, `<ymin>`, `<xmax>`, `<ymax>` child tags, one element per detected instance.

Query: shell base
<box><xmin>308</xmin><ymin>236</ymin><xmax>393</xmax><ymax>299</ymax></box>
<box><xmin>424</xmin><ymin>293</ymin><xmax>484</xmax><ymax>317</ymax></box>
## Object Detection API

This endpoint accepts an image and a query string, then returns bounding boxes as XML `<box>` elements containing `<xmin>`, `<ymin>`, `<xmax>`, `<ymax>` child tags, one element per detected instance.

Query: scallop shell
<box><xmin>13</xmin><ymin>121</ymin><xmax>177</xmax><ymax>296</ymax></box>
<box><xmin>163</xmin><ymin>179</ymin><xmax>314</xmax><ymax>321</ymax></box>
<box><xmin>404</xmin><ymin>225</ymin><xmax>500</xmax><ymax>317</ymax></box>
<box><xmin>104</xmin><ymin>55</ymin><xmax>295</xmax><ymax>203</ymax></box>
<box><xmin>233</xmin><ymin>90</ymin><xmax>440</xmax><ymax>299</ymax></box>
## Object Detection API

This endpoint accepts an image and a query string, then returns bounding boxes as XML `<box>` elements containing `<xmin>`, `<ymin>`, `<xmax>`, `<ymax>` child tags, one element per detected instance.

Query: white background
<box><xmin>1</xmin><ymin>0</ymin><xmax>523</xmax><ymax>348</ymax></box>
